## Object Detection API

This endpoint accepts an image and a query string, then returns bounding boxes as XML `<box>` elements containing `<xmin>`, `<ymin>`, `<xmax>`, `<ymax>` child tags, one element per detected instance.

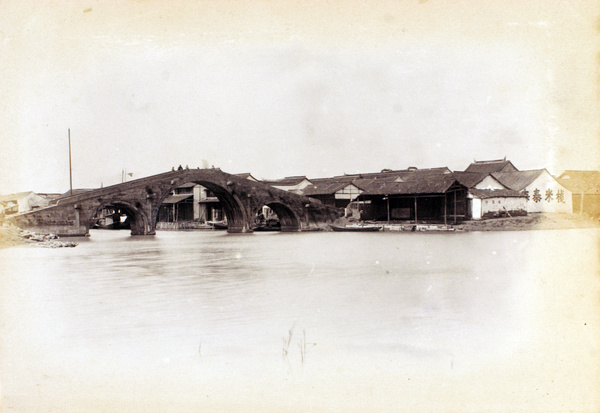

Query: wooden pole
<box><xmin>454</xmin><ymin>190</ymin><xmax>457</xmax><ymax>223</ymax></box>
<box><xmin>68</xmin><ymin>129</ymin><xmax>73</xmax><ymax>196</ymax></box>
<box><xmin>444</xmin><ymin>194</ymin><xmax>447</xmax><ymax>225</ymax></box>
<box><xmin>386</xmin><ymin>196</ymin><xmax>390</xmax><ymax>224</ymax></box>
<box><xmin>414</xmin><ymin>196</ymin><xmax>418</xmax><ymax>224</ymax></box>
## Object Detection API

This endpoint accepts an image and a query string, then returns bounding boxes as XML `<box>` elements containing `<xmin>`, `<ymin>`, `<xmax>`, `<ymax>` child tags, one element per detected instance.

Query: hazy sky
<box><xmin>1</xmin><ymin>0</ymin><xmax>598</xmax><ymax>194</ymax></box>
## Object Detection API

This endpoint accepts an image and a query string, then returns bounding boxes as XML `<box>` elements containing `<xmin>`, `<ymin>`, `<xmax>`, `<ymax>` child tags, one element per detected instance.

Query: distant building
<box><xmin>557</xmin><ymin>170</ymin><xmax>600</xmax><ymax>217</ymax></box>
<box><xmin>303</xmin><ymin>177</ymin><xmax>364</xmax><ymax>209</ymax></box>
<box><xmin>262</xmin><ymin>176</ymin><xmax>314</xmax><ymax>194</ymax></box>
<box><xmin>233</xmin><ymin>173</ymin><xmax>259</xmax><ymax>182</ymax></box>
<box><xmin>157</xmin><ymin>182</ymin><xmax>224</xmax><ymax>223</ymax></box>
<box><xmin>0</xmin><ymin>192</ymin><xmax>51</xmax><ymax>216</ymax></box>
<box><xmin>464</xmin><ymin>158</ymin><xmax>518</xmax><ymax>173</ymax></box>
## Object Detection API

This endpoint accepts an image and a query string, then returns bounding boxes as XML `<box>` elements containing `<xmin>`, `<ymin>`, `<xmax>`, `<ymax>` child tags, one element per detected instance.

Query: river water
<box><xmin>1</xmin><ymin>228</ymin><xmax>599</xmax><ymax>412</ymax></box>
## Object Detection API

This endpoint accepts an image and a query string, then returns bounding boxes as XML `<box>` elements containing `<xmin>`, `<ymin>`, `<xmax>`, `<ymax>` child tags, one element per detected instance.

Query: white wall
<box><xmin>334</xmin><ymin>184</ymin><xmax>363</xmax><ymax>200</ymax></box>
<box><xmin>471</xmin><ymin>197</ymin><xmax>482</xmax><ymax>219</ymax></box>
<box><xmin>474</xmin><ymin>176</ymin><xmax>507</xmax><ymax>190</ymax></box>
<box><xmin>273</xmin><ymin>179</ymin><xmax>313</xmax><ymax>194</ymax></box>
<box><xmin>524</xmin><ymin>171</ymin><xmax>572</xmax><ymax>213</ymax></box>
<box><xmin>481</xmin><ymin>197</ymin><xmax>527</xmax><ymax>215</ymax></box>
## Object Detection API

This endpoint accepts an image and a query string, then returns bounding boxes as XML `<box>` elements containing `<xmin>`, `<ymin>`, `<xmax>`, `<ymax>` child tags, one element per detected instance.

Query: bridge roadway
<box><xmin>9</xmin><ymin>168</ymin><xmax>343</xmax><ymax>236</ymax></box>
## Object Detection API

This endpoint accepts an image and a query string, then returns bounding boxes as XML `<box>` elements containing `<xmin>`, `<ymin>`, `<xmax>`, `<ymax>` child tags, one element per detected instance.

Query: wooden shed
<box><xmin>355</xmin><ymin>173</ymin><xmax>468</xmax><ymax>224</ymax></box>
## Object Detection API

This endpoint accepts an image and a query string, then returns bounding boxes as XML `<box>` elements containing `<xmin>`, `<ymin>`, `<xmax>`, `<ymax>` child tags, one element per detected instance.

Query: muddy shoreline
<box><xmin>0</xmin><ymin>225</ymin><xmax>79</xmax><ymax>249</ymax></box>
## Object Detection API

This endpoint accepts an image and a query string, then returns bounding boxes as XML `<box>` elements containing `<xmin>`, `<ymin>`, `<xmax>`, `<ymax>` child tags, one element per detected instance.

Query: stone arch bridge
<box><xmin>10</xmin><ymin>169</ymin><xmax>343</xmax><ymax>236</ymax></box>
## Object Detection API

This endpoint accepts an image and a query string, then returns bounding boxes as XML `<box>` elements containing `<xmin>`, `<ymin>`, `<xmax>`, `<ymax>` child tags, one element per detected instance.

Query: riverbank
<box><xmin>0</xmin><ymin>225</ymin><xmax>79</xmax><ymax>249</ymax></box>
<box><xmin>334</xmin><ymin>213</ymin><xmax>600</xmax><ymax>232</ymax></box>
<box><xmin>454</xmin><ymin>213</ymin><xmax>600</xmax><ymax>232</ymax></box>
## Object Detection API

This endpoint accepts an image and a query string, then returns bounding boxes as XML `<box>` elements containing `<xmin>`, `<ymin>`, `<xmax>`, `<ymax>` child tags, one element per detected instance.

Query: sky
<box><xmin>0</xmin><ymin>0</ymin><xmax>599</xmax><ymax>194</ymax></box>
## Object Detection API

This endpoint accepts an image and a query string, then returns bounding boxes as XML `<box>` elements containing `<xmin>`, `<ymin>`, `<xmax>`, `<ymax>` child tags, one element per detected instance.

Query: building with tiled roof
<box><xmin>452</xmin><ymin>171</ymin><xmax>508</xmax><ymax>190</ymax></box>
<box><xmin>302</xmin><ymin>178</ymin><xmax>364</xmax><ymax>209</ymax></box>
<box><xmin>262</xmin><ymin>176</ymin><xmax>313</xmax><ymax>194</ymax></box>
<box><xmin>0</xmin><ymin>191</ymin><xmax>51</xmax><ymax>217</ymax></box>
<box><xmin>492</xmin><ymin>170</ymin><xmax>572</xmax><ymax>213</ymax></box>
<box><xmin>354</xmin><ymin>172</ymin><xmax>468</xmax><ymax>224</ymax></box>
<box><xmin>452</xmin><ymin>171</ymin><xmax>524</xmax><ymax>219</ymax></box>
<box><xmin>464</xmin><ymin>158</ymin><xmax>518</xmax><ymax>173</ymax></box>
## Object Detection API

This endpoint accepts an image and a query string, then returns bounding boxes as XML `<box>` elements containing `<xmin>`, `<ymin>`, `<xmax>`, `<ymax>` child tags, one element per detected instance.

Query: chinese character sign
<box><xmin>556</xmin><ymin>189</ymin><xmax>565</xmax><ymax>203</ymax></box>
<box><xmin>545</xmin><ymin>189</ymin><xmax>553</xmax><ymax>202</ymax></box>
<box><xmin>532</xmin><ymin>188</ymin><xmax>542</xmax><ymax>203</ymax></box>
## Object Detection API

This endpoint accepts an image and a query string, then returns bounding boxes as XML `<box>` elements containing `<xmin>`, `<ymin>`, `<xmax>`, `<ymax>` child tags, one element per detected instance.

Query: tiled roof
<box><xmin>162</xmin><ymin>194</ymin><xmax>193</xmax><ymax>204</ymax></box>
<box><xmin>262</xmin><ymin>176</ymin><xmax>311</xmax><ymax>186</ymax></box>
<box><xmin>469</xmin><ymin>188</ymin><xmax>526</xmax><ymax>199</ymax></box>
<box><xmin>465</xmin><ymin>159</ymin><xmax>517</xmax><ymax>173</ymax></box>
<box><xmin>452</xmin><ymin>171</ymin><xmax>493</xmax><ymax>188</ymax></box>
<box><xmin>233</xmin><ymin>173</ymin><xmax>258</xmax><ymax>181</ymax></box>
<box><xmin>491</xmin><ymin>170</ymin><xmax>545</xmax><ymax>191</ymax></box>
<box><xmin>303</xmin><ymin>181</ymin><xmax>359</xmax><ymax>196</ymax></box>
<box><xmin>357</xmin><ymin>174</ymin><xmax>461</xmax><ymax>195</ymax></box>
<box><xmin>333</xmin><ymin>167</ymin><xmax>452</xmax><ymax>181</ymax></box>
<box><xmin>176</xmin><ymin>182</ymin><xmax>198</xmax><ymax>189</ymax></box>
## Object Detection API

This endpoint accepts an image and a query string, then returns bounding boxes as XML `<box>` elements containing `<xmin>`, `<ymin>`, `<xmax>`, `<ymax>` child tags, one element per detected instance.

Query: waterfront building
<box><xmin>467</xmin><ymin>189</ymin><xmax>527</xmax><ymax>219</ymax></box>
<box><xmin>492</xmin><ymin>169</ymin><xmax>572</xmax><ymax>214</ymax></box>
<box><xmin>354</xmin><ymin>170</ymin><xmax>468</xmax><ymax>224</ymax></box>
<box><xmin>452</xmin><ymin>171</ymin><xmax>525</xmax><ymax>219</ymax></box>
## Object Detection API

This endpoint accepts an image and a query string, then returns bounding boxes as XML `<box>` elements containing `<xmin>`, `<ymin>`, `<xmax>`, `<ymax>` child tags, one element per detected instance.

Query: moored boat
<box><xmin>207</xmin><ymin>220</ymin><xmax>228</xmax><ymax>230</ymax></box>
<box><xmin>329</xmin><ymin>224</ymin><xmax>382</xmax><ymax>232</ymax></box>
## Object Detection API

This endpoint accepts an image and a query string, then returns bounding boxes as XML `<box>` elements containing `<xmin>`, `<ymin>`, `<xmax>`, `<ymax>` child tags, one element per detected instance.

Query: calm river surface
<box><xmin>1</xmin><ymin>228</ymin><xmax>599</xmax><ymax>412</ymax></box>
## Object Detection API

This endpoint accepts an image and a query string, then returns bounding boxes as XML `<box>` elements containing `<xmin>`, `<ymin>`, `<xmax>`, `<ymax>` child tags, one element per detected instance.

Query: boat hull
<box><xmin>329</xmin><ymin>224</ymin><xmax>382</xmax><ymax>232</ymax></box>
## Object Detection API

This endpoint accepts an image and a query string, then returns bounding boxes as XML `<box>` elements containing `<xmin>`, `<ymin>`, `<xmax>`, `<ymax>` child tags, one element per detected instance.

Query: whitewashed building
<box><xmin>262</xmin><ymin>176</ymin><xmax>313</xmax><ymax>194</ymax></box>
<box><xmin>469</xmin><ymin>189</ymin><xmax>527</xmax><ymax>219</ymax></box>
<box><xmin>0</xmin><ymin>192</ymin><xmax>51</xmax><ymax>216</ymax></box>
<box><xmin>492</xmin><ymin>169</ymin><xmax>572</xmax><ymax>213</ymax></box>
<box><xmin>303</xmin><ymin>178</ymin><xmax>364</xmax><ymax>209</ymax></box>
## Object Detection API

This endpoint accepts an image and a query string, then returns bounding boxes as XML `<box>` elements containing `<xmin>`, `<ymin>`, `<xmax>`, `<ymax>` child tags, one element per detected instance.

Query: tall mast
<box><xmin>68</xmin><ymin>128</ymin><xmax>73</xmax><ymax>196</ymax></box>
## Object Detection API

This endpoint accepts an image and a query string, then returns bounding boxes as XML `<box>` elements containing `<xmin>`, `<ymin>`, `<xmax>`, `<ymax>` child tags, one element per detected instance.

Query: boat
<box><xmin>253</xmin><ymin>219</ymin><xmax>281</xmax><ymax>232</ymax></box>
<box><xmin>329</xmin><ymin>224</ymin><xmax>382</xmax><ymax>232</ymax></box>
<box><xmin>207</xmin><ymin>220</ymin><xmax>228</xmax><ymax>230</ymax></box>
<box><xmin>93</xmin><ymin>212</ymin><xmax>130</xmax><ymax>230</ymax></box>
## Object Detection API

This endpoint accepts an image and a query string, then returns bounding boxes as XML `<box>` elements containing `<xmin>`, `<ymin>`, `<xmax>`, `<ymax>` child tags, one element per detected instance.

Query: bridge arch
<box><xmin>262</xmin><ymin>202</ymin><xmax>301</xmax><ymax>232</ymax></box>
<box><xmin>157</xmin><ymin>179</ymin><xmax>250</xmax><ymax>233</ymax></box>
<box><xmin>90</xmin><ymin>200</ymin><xmax>150</xmax><ymax>235</ymax></box>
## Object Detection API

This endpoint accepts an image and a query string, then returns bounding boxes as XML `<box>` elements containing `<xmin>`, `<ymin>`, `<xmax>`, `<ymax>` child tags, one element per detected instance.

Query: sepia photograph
<box><xmin>1</xmin><ymin>1</ymin><xmax>599</xmax><ymax>411</ymax></box>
